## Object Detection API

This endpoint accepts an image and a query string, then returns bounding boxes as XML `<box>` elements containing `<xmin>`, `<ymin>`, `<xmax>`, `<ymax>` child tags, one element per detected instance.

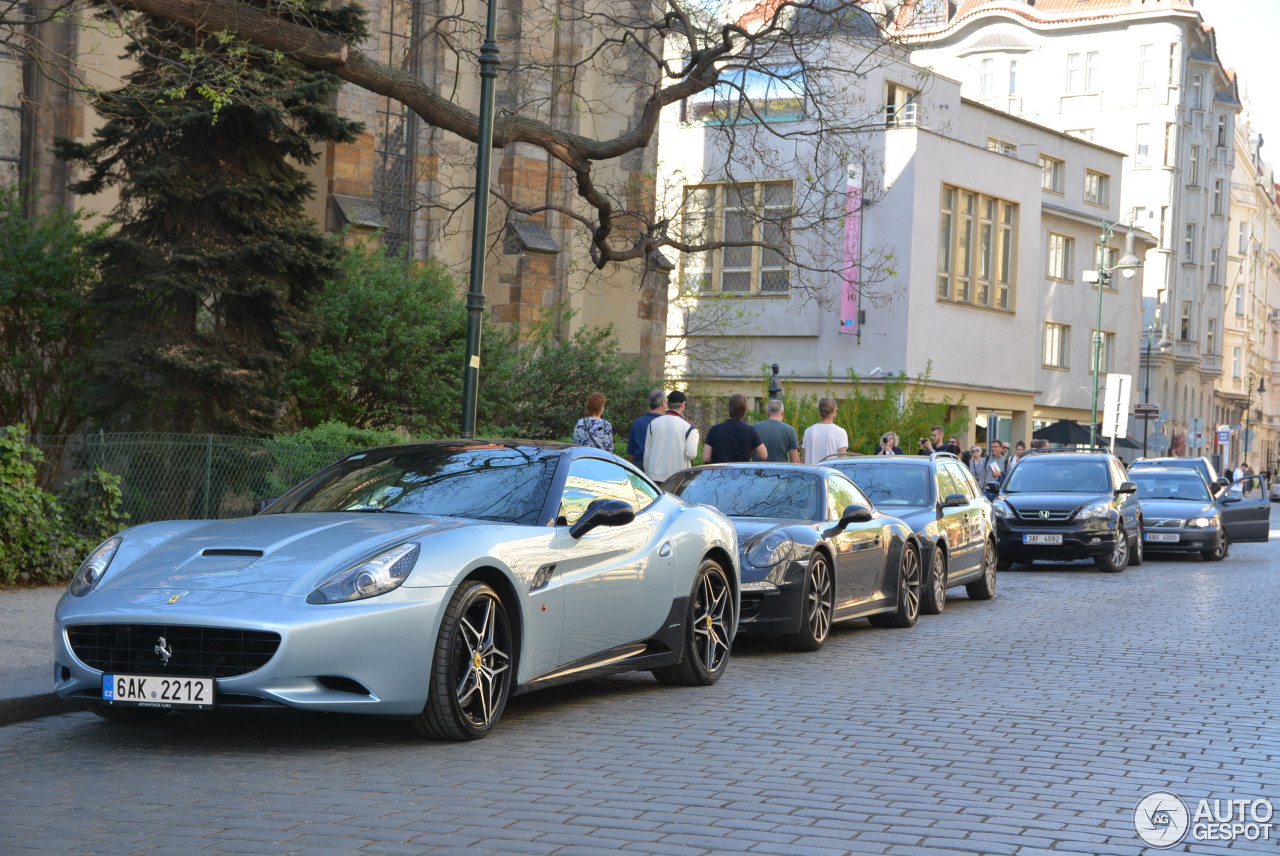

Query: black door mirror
<box><xmin>568</xmin><ymin>498</ymin><xmax>636</xmax><ymax>539</ymax></box>
<box><xmin>941</xmin><ymin>493</ymin><xmax>968</xmax><ymax>508</ymax></box>
<box><xmin>827</xmin><ymin>503</ymin><xmax>874</xmax><ymax>535</ymax></box>
<box><xmin>1117</xmin><ymin>481</ymin><xmax>1138</xmax><ymax>495</ymax></box>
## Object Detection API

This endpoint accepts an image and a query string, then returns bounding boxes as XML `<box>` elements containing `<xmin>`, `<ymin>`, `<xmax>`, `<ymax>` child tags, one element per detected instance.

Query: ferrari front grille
<box><xmin>67</xmin><ymin>624</ymin><xmax>280</xmax><ymax>678</ymax></box>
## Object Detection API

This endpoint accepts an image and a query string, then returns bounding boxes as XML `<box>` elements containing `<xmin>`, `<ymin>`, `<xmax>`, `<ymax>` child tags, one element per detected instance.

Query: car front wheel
<box><xmin>653</xmin><ymin>558</ymin><xmax>733</xmax><ymax>685</ymax></box>
<box><xmin>1201</xmin><ymin>539</ymin><xmax>1228</xmax><ymax>561</ymax></box>
<box><xmin>414</xmin><ymin>580</ymin><xmax>514</xmax><ymax>741</ymax></box>
<box><xmin>869</xmin><ymin>543</ymin><xmax>920</xmax><ymax>628</ymax></box>
<box><xmin>920</xmin><ymin>546</ymin><xmax>946</xmax><ymax>615</ymax></box>
<box><xmin>780</xmin><ymin>552</ymin><xmax>835</xmax><ymax>651</ymax></box>
<box><xmin>1095</xmin><ymin>526</ymin><xmax>1130</xmax><ymax>573</ymax></box>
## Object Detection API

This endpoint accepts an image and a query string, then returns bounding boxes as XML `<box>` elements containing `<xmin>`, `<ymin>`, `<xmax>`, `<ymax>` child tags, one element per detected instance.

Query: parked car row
<box><xmin>51</xmin><ymin>440</ymin><xmax>1268</xmax><ymax>741</ymax></box>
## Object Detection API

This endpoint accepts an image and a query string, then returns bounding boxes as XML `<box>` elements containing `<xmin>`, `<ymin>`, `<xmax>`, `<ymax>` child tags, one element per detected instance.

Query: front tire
<box><xmin>780</xmin><ymin>552</ymin><xmax>835</xmax><ymax>651</ymax></box>
<box><xmin>414</xmin><ymin>580</ymin><xmax>514</xmax><ymax>741</ymax></box>
<box><xmin>652</xmin><ymin>559</ymin><xmax>733</xmax><ymax>685</ymax></box>
<box><xmin>1094</xmin><ymin>525</ymin><xmax>1130</xmax><ymax>573</ymax></box>
<box><xmin>1201</xmin><ymin>538</ymin><xmax>1228</xmax><ymax>561</ymax></box>
<box><xmin>868</xmin><ymin>543</ymin><xmax>920</xmax><ymax>629</ymax></box>
<box><xmin>965</xmin><ymin>539</ymin><xmax>998</xmax><ymax>600</ymax></box>
<box><xmin>920</xmin><ymin>545</ymin><xmax>947</xmax><ymax>615</ymax></box>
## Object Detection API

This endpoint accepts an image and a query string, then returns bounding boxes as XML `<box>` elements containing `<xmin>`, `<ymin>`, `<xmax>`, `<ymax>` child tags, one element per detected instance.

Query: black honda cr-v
<box><xmin>991</xmin><ymin>451</ymin><xmax>1142</xmax><ymax>573</ymax></box>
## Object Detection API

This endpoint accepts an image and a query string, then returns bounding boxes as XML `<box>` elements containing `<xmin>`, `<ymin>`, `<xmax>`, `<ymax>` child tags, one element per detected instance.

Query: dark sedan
<box><xmin>1134</xmin><ymin>468</ymin><xmax>1271</xmax><ymax>560</ymax></box>
<box><xmin>662</xmin><ymin>464</ymin><xmax>921</xmax><ymax>651</ymax></box>
<box><xmin>821</xmin><ymin>453</ymin><xmax>997</xmax><ymax>614</ymax></box>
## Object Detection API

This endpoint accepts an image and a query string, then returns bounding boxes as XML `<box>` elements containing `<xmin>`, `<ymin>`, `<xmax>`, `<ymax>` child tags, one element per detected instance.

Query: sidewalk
<box><xmin>0</xmin><ymin>586</ymin><xmax>80</xmax><ymax>725</ymax></box>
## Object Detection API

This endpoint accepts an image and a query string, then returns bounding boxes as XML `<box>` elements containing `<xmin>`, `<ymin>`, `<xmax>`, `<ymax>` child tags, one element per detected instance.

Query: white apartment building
<box><xmin>1219</xmin><ymin>116</ymin><xmax>1279</xmax><ymax>474</ymax></box>
<box><xmin>899</xmin><ymin>0</ymin><xmax>1239</xmax><ymax>457</ymax></box>
<box><xmin>658</xmin><ymin>16</ymin><xmax>1148</xmax><ymax>448</ymax></box>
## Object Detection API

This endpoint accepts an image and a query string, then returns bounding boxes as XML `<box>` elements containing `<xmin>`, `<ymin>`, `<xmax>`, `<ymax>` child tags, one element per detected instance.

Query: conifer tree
<box><xmin>57</xmin><ymin>5</ymin><xmax>365</xmax><ymax>435</ymax></box>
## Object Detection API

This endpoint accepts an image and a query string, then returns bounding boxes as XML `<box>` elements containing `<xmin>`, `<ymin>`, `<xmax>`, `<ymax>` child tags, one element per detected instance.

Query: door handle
<box><xmin>658</xmin><ymin>541</ymin><xmax>673</xmax><ymax>558</ymax></box>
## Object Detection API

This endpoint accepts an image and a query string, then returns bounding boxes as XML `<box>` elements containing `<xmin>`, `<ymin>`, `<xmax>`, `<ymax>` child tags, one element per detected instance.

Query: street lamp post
<box><xmin>1243</xmin><ymin>375</ymin><xmax>1266</xmax><ymax>467</ymax></box>
<box><xmin>459</xmin><ymin>0</ymin><xmax>501</xmax><ymax>438</ymax></box>
<box><xmin>1141</xmin><ymin>319</ymin><xmax>1171</xmax><ymax>457</ymax></box>
<box><xmin>1084</xmin><ymin>223</ymin><xmax>1143</xmax><ymax>449</ymax></box>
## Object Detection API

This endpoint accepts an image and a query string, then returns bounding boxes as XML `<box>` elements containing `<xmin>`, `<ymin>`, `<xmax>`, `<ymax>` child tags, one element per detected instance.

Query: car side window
<box><xmin>941</xmin><ymin>462</ymin><xmax>975</xmax><ymax>499</ymax></box>
<box><xmin>826</xmin><ymin>473</ymin><xmax>869</xmax><ymax>521</ymax></box>
<box><xmin>558</xmin><ymin>457</ymin><xmax>648</xmax><ymax>525</ymax></box>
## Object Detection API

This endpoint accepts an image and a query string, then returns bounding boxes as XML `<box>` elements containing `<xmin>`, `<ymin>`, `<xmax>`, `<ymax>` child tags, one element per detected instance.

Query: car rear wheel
<box><xmin>1095</xmin><ymin>526</ymin><xmax>1130</xmax><ymax>573</ymax></box>
<box><xmin>966</xmin><ymin>539</ymin><xmax>998</xmax><ymax>600</ymax></box>
<box><xmin>653</xmin><ymin>559</ymin><xmax>733</xmax><ymax>685</ymax></box>
<box><xmin>1201</xmin><ymin>539</ymin><xmax>1228</xmax><ymax>561</ymax></box>
<box><xmin>920</xmin><ymin>546</ymin><xmax>947</xmax><ymax>615</ymax></box>
<box><xmin>414</xmin><ymin>580</ymin><xmax>513</xmax><ymax>741</ymax></box>
<box><xmin>869</xmin><ymin>543</ymin><xmax>920</xmax><ymax>628</ymax></box>
<box><xmin>87</xmin><ymin>702</ymin><xmax>171</xmax><ymax>723</ymax></box>
<box><xmin>780</xmin><ymin>553</ymin><xmax>835</xmax><ymax>651</ymax></box>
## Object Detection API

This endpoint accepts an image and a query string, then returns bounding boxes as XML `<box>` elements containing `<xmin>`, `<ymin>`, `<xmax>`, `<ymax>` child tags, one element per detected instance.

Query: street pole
<box><xmin>1086</xmin><ymin>223</ymin><xmax>1142</xmax><ymax>450</ymax></box>
<box><xmin>1142</xmin><ymin>334</ymin><xmax>1151</xmax><ymax>457</ymax></box>
<box><xmin>459</xmin><ymin>0</ymin><xmax>501</xmax><ymax>438</ymax></box>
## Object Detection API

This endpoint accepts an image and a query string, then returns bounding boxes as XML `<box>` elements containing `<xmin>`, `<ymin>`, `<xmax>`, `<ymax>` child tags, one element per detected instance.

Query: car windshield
<box><xmin>670</xmin><ymin>468</ymin><xmax>823</xmax><ymax>520</ymax></box>
<box><xmin>1132</xmin><ymin>473</ymin><xmax>1211</xmax><ymax>502</ymax></box>
<box><xmin>1003</xmin><ymin>459</ymin><xmax>1110</xmax><ymax>493</ymax></box>
<box><xmin>263</xmin><ymin>445</ymin><xmax>558</xmax><ymax>525</ymax></box>
<box><xmin>826</xmin><ymin>463</ymin><xmax>932</xmax><ymax>507</ymax></box>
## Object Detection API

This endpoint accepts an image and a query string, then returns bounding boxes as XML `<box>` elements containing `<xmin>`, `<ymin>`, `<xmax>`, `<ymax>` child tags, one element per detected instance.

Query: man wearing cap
<box><xmin>644</xmin><ymin>390</ymin><xmax>701</xmax><ymax>483</ymax></box>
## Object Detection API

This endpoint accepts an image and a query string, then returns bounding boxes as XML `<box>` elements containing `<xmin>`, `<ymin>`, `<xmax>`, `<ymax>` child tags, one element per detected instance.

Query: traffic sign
<box><xmin>1241</xmin><ymin>429</ymin><xmax>1255</xmax><ymax>452</ymax></box>
<box><xmin>1187</xmin><ymin>431</ymin><xmax>1205</xmax><ymax>449</ymax></box>
<box><xmin>1147</xmin><ymin>432</ymin><xmax>1170</xmax><ymax>453</ymax></box>
<box><xmin>1217</xmin><ymin>425</ymin><xmax>1231</xmax><ymax>445</ymax></box>
<box><xmin>1189</xmin><ymin>417</ymin><xmax>1204</xmax><ymax>433</ymax></box>
<box><xmin>1134</xmin><ymin>403</ymin><xmax>1160</xmax><ymax>413</ymax></box>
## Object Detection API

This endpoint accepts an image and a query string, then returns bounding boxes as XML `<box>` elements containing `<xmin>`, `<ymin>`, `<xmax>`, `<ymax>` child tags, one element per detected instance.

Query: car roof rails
<box><xmin>929</xmin><ymin>451</ymin><xmax>961</xmax><ymax>462</ymax></box>
<box><xmin>820</xmin><ymin>452</ymin><xmax>865</xmax><ymax>461</ymax></box>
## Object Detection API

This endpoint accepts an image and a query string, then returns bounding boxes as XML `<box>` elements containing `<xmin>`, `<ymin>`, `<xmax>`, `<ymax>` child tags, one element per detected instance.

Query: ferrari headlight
<box><xmin>69</xmin><ymin>537</ymin><xmax>122</xmax><ymax>597</ymax></box>
<box><xmin>307</xmin><ymin>543</ymin><xmax>420</xmax><ymax>604</ymax></box>
<box><xmin>745</xmin><ymin>530</ymin><xmax>793</xmax><ymax>568</ymax></box>
<box><xmin>1186</xmin><ymin>517</ymin><xmax>1218</xmax><ymax>529</ymax></box>
<box><xmin>1077</xmin><ymin>501</ymin><xmax>1111</xmax><ymax>520</ymax></box>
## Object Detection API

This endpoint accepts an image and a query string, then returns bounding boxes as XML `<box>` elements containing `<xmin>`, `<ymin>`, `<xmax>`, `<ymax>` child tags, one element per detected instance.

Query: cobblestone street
<box><xmin>3</xmin><ymin>542</ymin><xmax>1276</xmax><ymax>855</ymax></box>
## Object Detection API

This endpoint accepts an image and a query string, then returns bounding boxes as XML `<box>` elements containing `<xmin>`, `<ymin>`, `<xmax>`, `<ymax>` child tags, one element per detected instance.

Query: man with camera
<box><xmin>919</xmin><ymin>424</ymin><xmax>961</xmax><ymax>455</ymax></box>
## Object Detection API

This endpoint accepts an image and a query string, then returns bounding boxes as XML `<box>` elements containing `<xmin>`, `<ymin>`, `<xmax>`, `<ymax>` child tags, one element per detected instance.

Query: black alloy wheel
<box><xmin>965</xmin><ymin>538</ymin><xmax>998</xmax><ymax>600</ymax></box>
<box><xmin>415</xmin><ymin>580</ymin><xmax>514</xmax><ymax>740</ymax></box>
<box><xmin>1095</xmin><ymin>525</ymin><xmax>1130</xmax><ymax>573</ymax></box>
<box><xmin>653</xmin><ymin>559</ymin><xmax>734</xmax><ymax>685</ymax></box>
<box><xmin>781</xmin><ymin>552</ymin><xmax>835</xmax><ymax>651</ymax></box>
<box><xmin>1201</xmin><ymin>538</ymin><xmax>1228</xmax><ymax>561</ymax></box>
<box><xmin>869</xmin><ymin>543</ymin><xmax>920</xmax><ymax>628</ymax></box>
<box><xmin>920</xmin><ymin>546</ymin><xmax>947</xmax><ymax>615</ymax></box>
<box><xmin>1130</xmin><ymin>523</ymin><xmax>1144</xmax><ymax>566</ymax></box>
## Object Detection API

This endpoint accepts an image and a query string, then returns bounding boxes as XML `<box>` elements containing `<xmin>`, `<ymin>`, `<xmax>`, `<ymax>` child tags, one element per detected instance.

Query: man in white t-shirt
<box><xmin>644</xmin><ymin>390</ymin><xmax>700</xmax><ymax>483</ymax></box>
<box><xmin>801</xmin><ymin>397</ymin><xmax>849</xmax><ymax>464</ymax></box>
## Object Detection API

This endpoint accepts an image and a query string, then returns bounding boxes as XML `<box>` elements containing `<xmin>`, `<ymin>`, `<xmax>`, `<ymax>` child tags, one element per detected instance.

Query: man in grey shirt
<box><xmin>753</xmin><ymin>399</ymin><xmax>800</xmax><ymax>463</ymax></box>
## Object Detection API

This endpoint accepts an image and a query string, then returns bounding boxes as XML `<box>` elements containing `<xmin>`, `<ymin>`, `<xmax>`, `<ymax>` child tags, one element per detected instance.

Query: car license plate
<box><xmin>1023</xmin><ymin>534</ymin><xmax>1063</xmax><ymax>545</ymax></box>
<box><xmin>1145</xmin><ymin>533</ymin><xmax>1180</xmax><ymax>543</ymax></box>
<box><xmin>102</xmin><ymin>674</ymin><xmax>214</xmax><ymax>710</ymax></box>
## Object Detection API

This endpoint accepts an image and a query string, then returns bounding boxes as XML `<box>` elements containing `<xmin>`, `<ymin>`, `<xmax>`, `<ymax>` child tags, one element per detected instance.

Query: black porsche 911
<box><xmin>661</xmin><ymin>463</ymin><xmax>922</xmax><ymax>651</ymax></box>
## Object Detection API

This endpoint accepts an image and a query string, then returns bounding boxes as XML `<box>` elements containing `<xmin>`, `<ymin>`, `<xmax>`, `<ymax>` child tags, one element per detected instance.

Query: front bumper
<box><xmin>737</xmin><ymin>580</ymin><xmax>803</xmax><ymax>635</ymax></box>
<box><xmin>1142</xmin><ymin>528</ymin><xmax>1222</xmax><ymax>553</ymax></box>
<box><xmin>53</xmin><ymin>586</ymin><xmax>450</xmax><ymax>716</ymax></box>
<box><xmin>995</xmin><ymin>519</ymin><xmax>1119</xmax><ymax>562</ymax></box>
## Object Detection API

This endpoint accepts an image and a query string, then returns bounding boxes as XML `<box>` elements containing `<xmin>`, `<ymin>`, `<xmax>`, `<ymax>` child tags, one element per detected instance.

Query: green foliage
<box><xmin>55</xmin><ymin>3</ymin><xmax>366</xmax><ymax>437</ymax></box>
<box><xmin>59</xmin><ymin>467</ymin><xmax>130</xmax><ymax>544</ymax></box>
<box><xmin>0</xmin><ymin>426</ymin><xmax>91</xmax><ymax>586</ymax></box>
<box><xmin>765</xmin><ymin>362</ymin><xmax>969</xmax><ymax>456</ymax></box>
<box><xmin>0</xmin><ymin>183</ymin><xmax>106</xmax><ymax>435</ymax></box>
<box><xmin>292</xmin><ymin>242</ymin><xmax>652</xmax><ymax>440</ymax></box>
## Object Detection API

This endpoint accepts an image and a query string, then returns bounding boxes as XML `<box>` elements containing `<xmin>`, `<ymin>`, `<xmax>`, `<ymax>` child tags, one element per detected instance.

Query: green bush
<box><xmin>0</xmin><ymin>426</ymin><xmax>93</xmax><ymax>585</ymax></box>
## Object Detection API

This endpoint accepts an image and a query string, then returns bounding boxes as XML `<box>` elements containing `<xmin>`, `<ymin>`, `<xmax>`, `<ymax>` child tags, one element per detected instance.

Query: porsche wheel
<box><xmin>1095</xmin><ymin>526</ymin><xmax>1130</xmax><ymax>573</ymax></box>
<box><xmin>965</xmin><ymin>539</ymin><xmax>998</xmax><ymax>600</ymax></box>
<box><xmin>920</xmin><ymin>546</ymin><xmax>947</xmax><ymax>615</ymax></box>
<box><xmin>414</xmin><ymin>580</ymin><xmax>513</xmax><ymax>741</ymax></box>
<box><xmin>653</xmin><ymin>559</ymin><xmax>733</xmax><ymax>685</ymax></box>
<box><xmin>869</xmin><ymin>543</ymin><xmax>920</xmax><ymax>629</ymax></box>
<box><xmin>87</xmin><ymin>703</ymin><xmax>171</xmax><ymax>723</ymax></box>
<box><xmin>780</xmin><ymin>552</ymin><xmax>835</xmax><ymax>651</ymax></box>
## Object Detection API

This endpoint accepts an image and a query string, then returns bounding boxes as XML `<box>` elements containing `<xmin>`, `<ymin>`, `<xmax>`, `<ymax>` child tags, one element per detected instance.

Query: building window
<box><xmin>1217</xmin><ymin>115</ymin><xmax>1228</xmax><ymax>147</ymax></box>
<box><xmin>938</xmin><ymin>185</ymin><xmax>1017</xmax><ymax>310</ymax></box>
<box><xmin>1183</xmin><ymin>223</ymin><xmax>1196</xmax><ymax>263</ymax></box>
<box><xmin>1084</xmin><ymin>171</ymin><xmax>1109</xmax><ymax>205</ymax></box>
<box><xmin>1066</xmin><ymin>53</ymin><xmax>1082</xmax><ymax>92</ymax></box>
<box><xmin>1044</xmin><ymin>322</ymin><xmax>1070</xmax><ymax>368</ymax></box>
<box><xmin>1093</xmin><ymin>330</ymin><xmax>1116</xmax><ymax>373</ymax></box>
<box><xmin>1181</xmin><ymin>301</ymin><xmax>1191</xmax><ymax>341</ymax></box>
<box><xmin>1159</xmin><ymin>206</ymin><xmax>1168</xmax><ymax>249</ymax></box>
<box><xmin>1164</xmin><ymin>124</ymin><xmax>1177</xmax><ymax>165</ymax></box>
<box><xmin>1190</xmin><ymin>74</ymin><xmax>1203</xmax><ymax>109</ymax></box>
<box><xmin>1236</xmin><ymin>285</ymin><xmax>1245</xmax><ymax>316</ymax></box>
<box><xmin>1188</xmin><ymin>146</ymin><xmax>1199</xmax><ymax>185</ymax></box>
<box><xmin>987</xmin><ymin>137</ymin><xmax>1016</xmax><ymax>156</ymax></box>
<box><xmin>1209</xmin><ymin>248</ymin><xmax>1220</xmax><ymax>284</ymax></box>
<box><xmin>1238</xmin><ymin>222</ymin><xmax>1248</xmax><ymax>253</ymax></box>
<box><xmin>1139</xmin><ymin>44</ymin><xmax>1155</xmax><ymax>86</ymax></box>
<box><xmin>1009</xmin><ymin>60</ymin><xmax>1019</xmax><ymax>95</ymax></box>
<box><xmin>980</xmin><ymin>59</ymin><xmax>994</xmax><ymax>97</ymax></box>
<box><xmin>1213</xmin><ymin>179</ymin><xmax>1224</xmax><ymax>215</ymax></box>
<box><xmin>1206</xmin><ymin>318</ymin><xmax>1215</xmax><ymax>355</ymax></box>
<box><xmin>1135</xmin><ymin>124</ymin><xmax>1150</xmax><ymax>166</ymax></box>
<box><xmin>686</xmin><ymin>64</ymin><xmax>806</xmax><ymax>125</ymax></box>
<box><xmin>1085</xmin><ymin>51</ymin><xmax>1101</xmax><ymax>92</ymax></box>
<box><xmin>1232</xmin><ymin>346</ymin><xmax>1242</xmax><ymax>379</ymax></box>
<box><xmin>1040</xmin><ymin>156</ymin><xmax>1064</xmax><ymax>192</ymax></box>
<box><xmin>1047</xmin><ymin>233</ymin><xmax>1074</xmax><ymax>281</ymax></box>
<box><xmin>680</xmin><ymin>181</ymin><xmax>793</xmax><ymax>295</ymax></box>
<box><xmin>885</xmin><ymin>82</ymin><xmax>920</xmax><ymax>127</ymax></box>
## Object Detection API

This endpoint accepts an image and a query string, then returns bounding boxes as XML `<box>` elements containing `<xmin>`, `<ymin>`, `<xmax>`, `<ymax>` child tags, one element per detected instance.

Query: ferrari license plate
<box><xmin>1023</xmin><ymin>534</ymin><xmax>1063</xmax><ymax>545</ymax></box>
<box><xmin>102</xmin><ymin>674</ymin><xmax>214</xmax><ymax>710</ymax></box>
<box><xmin>1145</xmin><ymin>533</ymin><xmax>1180</xmax><ymax>543</ymax></box>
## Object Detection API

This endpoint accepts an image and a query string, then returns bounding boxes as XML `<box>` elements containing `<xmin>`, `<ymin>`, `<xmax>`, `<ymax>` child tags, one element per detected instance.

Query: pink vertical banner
<box><xmin>839</xmin><ymin>165</ymin><xmax>862</xmax><ymax>336</ymax></box>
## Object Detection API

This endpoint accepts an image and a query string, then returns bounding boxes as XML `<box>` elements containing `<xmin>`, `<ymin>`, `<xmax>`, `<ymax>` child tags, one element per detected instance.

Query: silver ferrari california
<box><xmin>53</xmin><ymin>441</ymin><xmax>739</xmax><ymax>739</ymax></box>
